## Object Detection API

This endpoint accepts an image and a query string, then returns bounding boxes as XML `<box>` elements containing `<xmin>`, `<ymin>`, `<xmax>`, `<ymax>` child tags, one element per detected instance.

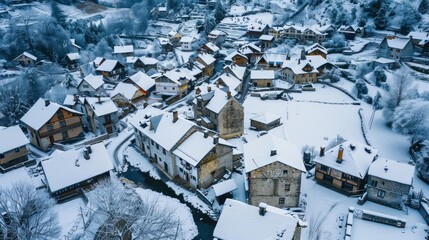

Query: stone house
<box><xmin>249</xmin><ymin>112</ymin><xmax>281</xmax><ymax>131</ymax></box>
<box><xmin>84</xmin><ymin>96</ymin><xmax>119</xmax><ymax>135</ymax></box>
<box><xmin>0</xmin><ymin>126</ymin><xmax>32</xmax><ymax>172</ymax></box>
<box><xmin>238</xmin><ymin>43</ymin><xmax>262</xmax><ymax>63</ymax></box>
<box><xmin>192</xmin><ymin>86</ymin><xmax>244</xmax><ymax>139</ymax></box>
<box><xmin>41</xmin><ymin>142</ymin><xmax>113</xmax><ymax>200</ymax></box>
<box><xmin>20</xmin><ymin>98</ymin><xmax>84</xmax><ymax>151</ymax></box>
<box><xmin>77</xmin><ymin>74</ymin><xmax>105</xmax><ymax>97</ymax></box>
<box><xmin>268</xmin><ymin>26</ymin><xmax>283</xmax><ymax>40</ymax></box>
<box><xmin>213</xmin><ymin>199</ymin><xmax>304</xmax><ymax>240</ymax></box>
<box><xmin>221</xmin><ymin>64</ymin><xmax>247</xmax><ymax>81</ymax></box>
<box><xmin>96</xmin><ymin>59</ymin><xmax>127</xmax><ymax>82</ymax></box>
<box><xmin>377</xmin><ymin>36</ymin><xmax>415</xmax><ymax>61</ymax></box>
<box><xmin>130</xmin><ymin>110</ymin><xmax>235</xmax><ymax>189</ymax></box>
<box><xmin>13</xmin><ymin>51</ymin><xmax>37</xmax><ymax>66</ymax></box>
<box><xmin>366</xmin><ymin>158</ymin><xmax>414</xmax><ymax>209</ymax></box>
<box><xmin>195</xmin><ymin>53</ymin><xmax>216</xmax><ymax>77</ymax></box>
<box><xmin>250</xmin><ymin>70</ymin><xmax>275</xmax><ymax>87</ymax></box>
<box><xmin>313</xmin><ymin>141</ymin><xmax>378</xmax><ymax>196</ymax></box>
<box><xmin>244</xmin><ymin>134</ymin><xmax>306</xmax><ymax>208</ymax></box>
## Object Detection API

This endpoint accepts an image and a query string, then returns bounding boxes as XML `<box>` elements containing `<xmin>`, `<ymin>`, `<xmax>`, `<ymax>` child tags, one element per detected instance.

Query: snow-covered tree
<box><xmin>373</xmin><ymin>66</ymin><xmax>386</xmax><ymax>86</ymax></box>
<box><xmin>393</xmin><ymin>99</ymin><xmax>429</xmax><ymax>145</ymax></box>
<box><xmin>0</xmin><ymin>183</ymin><xmax>61</xmax><ymax>239</ymax></box>
<box><xmin>51</xmin><ymin>0</ymin><xmax>67</xmax><ymax>28</ymax></box>
<box><xmin>382</xmin><ymin>70</ymin><xmax>418</xmax><ymax>125</ymax></box>
<box><xmin>214</xmin><ymin>0</ymin><xmax>226</xmax><ymax>23</ymax></box>
<box><xmin>419</xmin><ymin>0</ymin><xmax>429</xmax><ymax>14</ymax></box>
<box><xmin>354</xmin><ymin>79</ymin><xmax>368</xmax><ymax>98</ymax></box>
<box><xmin>84</xmin><ymin>178</ymin><xmax>184</xmax><ymax>240</ymax></box>
<box><xmin>0</xmin><ymin>85</ymin><xmax>30</xmax><ymax>126</ymax></box>
<box><xmin>204</xmin><ymin>14</ymin><xmax>217</xmax><ymax>36</ymax></box>
<box><xmin>374</xmin><ymin>7</ymin><xmax>388</xmax><ymax>30</ymax></box>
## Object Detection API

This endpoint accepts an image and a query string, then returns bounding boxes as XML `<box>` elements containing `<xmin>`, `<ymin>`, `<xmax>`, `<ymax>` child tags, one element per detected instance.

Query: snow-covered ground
<box><xmin>53</xmin><ymin>197</ymin><xmax>86</xmax><ymax>239</ymax></box>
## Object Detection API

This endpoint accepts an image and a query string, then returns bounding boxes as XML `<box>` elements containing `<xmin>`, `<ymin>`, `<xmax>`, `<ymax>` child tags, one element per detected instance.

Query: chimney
<box><xmin>173</xmin><ymin>111</ymin><xmax>178</xmax><ymax>123</ymax></box>
<box><xmin>196</xmin><ymin>118</ymin><xmax>202</xmax><ymax>126</ymax></box>
<box><xmin>96</xmin><ymin>94</ymin><xmax>101</xmax><ymax>103</ymax></box>
<box><xmin>85</xmin><ymin>145</ymin><xmax>92</xmax><ymax>154</ymax></box>
<box><xmin>143</xmin><ymin>102</ymin><xmax>148</xmax><ymax>109</ymax></box>
<box><xmin>259</xmin><ymin>202</ymin><xmax>267</xmax><ymax>216</ymax></box>
<box><xmin>73</xmin><ymin>94</ymin><xmax>78</xmax><ymax>102</ymax></box>
<box><xmin>213</xmin><ymin>135</ymin><xmax>219</xmax><ymax>144</ymax></box>
<box><xmin>75</xmin><ymin>159</ymin><xmax>80</xmax><ymax>167</ymax></box>
<box><xmin>83</xmin><ymin>149</ymin><xmax>90</xmax><ymax>160</ymax></box>
<box><xmin>336</xmin><ymin>145</ymin><xmax>344</xmax><ymax>163</ymax></box>
<box><xmin>298</xmin><ymin>59</ymin><xmax>301</xmax><ymax>65</ymax></box>
<box><xmin>44</xmin><ymin>99</ymin><xmax>50</xmax><ymax>107</ymax></box>
<box><xmin>384</xmin><ymin>165</ymin><xmax>388</xmax><ymax>172</ymax></box>
<box><xmin>320</xmin><ymin>147</ymin><xmax>325</xmax><ymax>157</ymax></box>
<box><xmin>204</xmin><ymin>130</ymin><xmax>209</xmax><ymax>138</ymax></box>
<box><xmin>270</xmin><ymin>149</ymin><xmax>277</xmax><ymax>156</ymax></box>
<box><xmin>227</xmin><ymin>91</ymin><xmax>232</xmax><ymax>99</ymax></box>
<box><xmin>207</xmin><ymin>86</ymin><xmax>212</xmax><ymax>92</ymax></box>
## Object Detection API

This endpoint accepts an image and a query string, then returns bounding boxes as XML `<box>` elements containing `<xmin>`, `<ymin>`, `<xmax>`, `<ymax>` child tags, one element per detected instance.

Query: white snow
<box><xmin>66</xmin><ymin>52</ymin><xmax>81</xmax><ymax>61</ymax></box>
<box><xmin>212</xmin><ymin>179</ymin><xmax>238</xmax><ymax>197</ymax></box>
<box><xmin>0</xmin><ymin>125</ymin><xmax>29</xmax><ymax>153</ymax></box>
<box><xmin>96</xmin><ymin>59</ymin><xmax>121</xmax><ymax>72</ymax></box>
<box><xmin>250</xmin><ymin>70</ymin><xmax>275</xmax><ymax>79</ymax></box>
<box><xmin>110</xmin><ymin>82</ymin><xmax>138</xmax><ymax>100</ymax></box>
<box><xmin>173</xmin><ymin>131</ymin><xmax>217</xmax><ymax>167</ymax></box>
<box><xmin>0</xmin><ymin>168</ymin><xmax>34</xmax><ymax>189</ymax></box>
<box><xmin>113</xmin><ymin>45</ymin><xmax>134</xmax><ymax>54</ymax></box>
<box><xmin>79</xmin><ymin>74</ymin><xmax>105</xmax><ymax>90</ymax></box>
<box><xmin>249</xmin><ymin>112</ymin><xmax>281</xmax><ymax>125</ymax></box>
<box><xmin>85</xmin><ymin>97</ymin><xmax>118</xmax><ymax>117</ymax></box>
<box><xmin>368</xmin><ymin>158</ymin><xmax>415</xmax><ymax>185</ymax></box>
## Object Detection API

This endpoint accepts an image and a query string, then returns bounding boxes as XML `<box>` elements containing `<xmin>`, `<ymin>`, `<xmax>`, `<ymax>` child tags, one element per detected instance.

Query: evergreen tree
<box><xmin>204</xmin><ymin>14</ymin><xmax>217</xmax><ymax>36</ymax></box>
<box><xmin>214</xmin><ymin>0</ymin><xmax>226</xmax><ymax>24</ymax></box>
<box><xmin>51</xmin><ymin>0</ymin><xmax>67</xmax><ymax>28</ymax></box>
<box><xmin>419</xmin><ymin>0</ymin><xmax>429</xmax><ymax>14</ymax></box>
<box><xmin>374</xmin><ymin>7</ymin><xmax>388</xmax><ymax>30</ymax></box>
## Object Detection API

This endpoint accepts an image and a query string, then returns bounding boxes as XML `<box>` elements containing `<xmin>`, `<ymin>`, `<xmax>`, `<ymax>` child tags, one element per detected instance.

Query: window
<box><xmin>320</xmin><ymin>165</ymin><xmax>329</xmax><ymax>172</ymax></box>
<box><xmin>191</xmin><ymin>176</ymin><xmax>196</xmax><ymax>181</ymax></box>
<box><xmin>371</xmin><ymin>180</ymin><xmax>378</xmax><ymax>187</ymax></box>
<box><xmin>82</xmin><ymin>84</ymin><xmax>89</xmax><ymax>88</ymax></box>
<box><xmin>172</xmin><ymin>87</ymin><xmax>175</xmax><ymax>90</ymax></box>
<box><xmin>57</xmin><ymin>111</ymin><xmax>64</xmax><ymax>120</ymax></box>
<box><xmin>162</xmin><ymin>148</ymin><xmax>166</xmax><ymax>155</ymax></box>
<box><xmin>279</xmin><ymin>198</ymin><xmax>285</xmax><ymax>205</ymax></box>
<box><xmin>15</xmin><ymin>148</ymin><xmax>20</xmax><ymax>153</ymax></box>
<box><xmin>47</xmin><ymin>124</ymin><xmax>54</xmax><ymax>131</ymax></box>
<box><xmin>0</xmin><ymin>153</ymin><xmax>4</xmax><ymax>159</ymax></box>
<box><xmin>377</xmin><ymin>190</ymin><xmax>385</xmax><ymax>198</ymax></box>
<box><xmin>62</xmin><ymin>131</ymin><xmax>68</xmax><ymax>139</ymax></box>
<box><xmin>283</xmin><ymin>170</ymin><xmax>288</xmax><ymax>175</ymax></box>
<box><xmin>60</xmin><ymin>121</ymin><xmax>66</xmax><ymax>127</ymax></box>
<box><xmin>179</xmin><ymin>167</ymin><xmax>183</xmax><ymax>172</ymax></box>
<box><xmin>151</xmin><ymin>140</ymin><xmax>154</xmax><ymax>146</ymax></box>
<box><xmin>285</xmin><ymin>184</ymin><xmax>290</xmax><ymax>192</ymax></box>
<box><xmin>156</xmin><ymin>143</ymin><xmax>159</xmax><ymax>150</ymax></box>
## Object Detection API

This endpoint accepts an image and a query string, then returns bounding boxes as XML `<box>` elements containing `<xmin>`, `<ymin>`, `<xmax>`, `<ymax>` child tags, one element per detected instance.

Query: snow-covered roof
<box><xmin>282</xmin><ymin>58</ymin><xmax>319</xmax><ymax>75</ymax></box>
<box><xmin>0</xmin><ymin>125</ymin><xmax>29</xmax><ymax>153</ymax></box>
<box><xmin>250</xmin><ymin>112</ymin><xmax>281</xmax><ymax>125</ymax></box>
<box><xmin>239</xmin><ymin>43</ymin><xmax>261</xmax><ymax>54</ymax></box>
<box><xmin>70</xmin><ymin>39</ymin><xmax>81</xmax><ymax>49</ymax></box>
<box><xmin>63</xmin><ymin>95</ymin><xmax>85</xmax><ymax>107</ymax></box>
<box><xmin>202</xmin><ymin>88</ymin><xmax>235</xmax><ymax>114</ymax></box>
<box><xmin>163</xmin><ymin>68</ymin><xmax>194</xmax><ymax>85</ymax></box>
<box><xmin>180</xmin><ymin>36</ymin><xmax>195</xmax><ymax>43</ymax></box>
<box><xmin>93</xmin><ymin>57</ymin><xmax>105</xmax><ymax>66</ymax></box>
<box><xmin>257</xmin><ymin>53</ymin><xmax>288</xmax><ymax>65</ymax></box>
<box><xmin>0</xmin><ymin>168</ymin><xmax>34</xmax><ymax>190</ymax></box>
<box><xmin>225</xmin><ymin>51</ymin><xmax>248</xmax><ymax>61</ymax></box>
<box><xmin>78</xmin><ymin>74</ymin><xmax>105</xmax><ymax>90</ymax></box>
<box><xmin>213</xmin><ymin>199</ymin><xmax>298</xmax><ymax>240</ymax></box>
<box><xmin>406</xmin><ymin>31</ymin><xmax>429</xmax><ymax>41</ymax></box>
<box><xmin>259</xmin><ymin>34</ymin><xmax>274</xmax><ymax>41</ymax></box>
<box><xmin>41</xmin><ymin>143</ymin><xmax>113</xmax><ymax>192</ymax></box>
<box><xmin>203</xmin><ymin>42</ymin><xmax>220</xmax><ymax>52</ymax></box>
<box><xmin>244</xmin><ymin>133</ymin><xmax>306</xmax><ymax>173</ymax></box>
<box><xmin>216</xmin><ymin>73</ymin><xmax>241</xmax><ymax>95</ymax></box>
<box><xmin>126</xmin><ymin>56</ymin><xmax>158</xmax><ymax>65</ymax></box>
<box><xmin>250</xmin><ymin>70</ymin><xmax>275</xmax><ymax>80</ymax></box>
<box><xmin>22</xmin><ymin>51</ymin><xmax>37</xmax><ymax>61</ymax></box>
<box><xmin>66</xmin><ymin>52</ymin><xmax>81</xmax><ymax>61</ymax></box>
<box><xmin>385</xmin><ymin>37</ymin><xmax>412</xmax><ymax>50</ymax></box>
<box><xmin>212</xmin><ymin>179</ymin><xmax>237</xmax><ymax>197</ymax></box>
<box><xmin>158</xmin><ymin>37</ymin><xmax>170</xmax><ymax>45</ymax></box>
<box><xmin>208</xmin><ymin>29</ymin><xmax>227</xmax><ymax>38</ymax></box>
<box><xmin>85</xmin><ymin>97</ymin><xmax>118</xmax><ymax>117</ymax></box>
<box><xmin>313</xmin><ymin>141</ymin><xmax>378</xmax><ymax>179</ymax></box>
<box><xmin>247</xmin><ymin>22</ymin><xmax>269</xmax><ymax>32</ymax></box>
<box><xmin>306</xmin><ymin>55</ymin><xmax>328</xmax><ymax>69</ymax></box>
<box><xmin>111</xmin><ymin>82</ymin><xmax>138</xmax><ymax>100</ymax></box>
<box><xmin>21</xmin><ymin>98</ymin><xmax>83</xmax><ymax>130</ymax></box>
<box><xmin>197</xmin><ymin>53</ymin><xmax>216</xmax><ymax>66</ymax></box>
<box><xmin>96</xmin><ymin>59</ymin><xmax>123</xmax><ymax>72</ymax></box>
<box><xmin>128</xmin><ymin>71</ymin><xmax>155</xmax><ymax>91</ymax></box>
<box><xmin>306</xmin><ymin>43</ymin><xmax>328</xmax><ymax>54</ymax></box>
<box><xmin>374</xmin><ymin>57</ymin><xmax>396</xmax><ymax>64</ymax></box>
<box><xmin>222</xmin><ymin>64</ymin><xmax>246</xmax><ymax>80</ymax></box>
<box><xmin>113</xmin><ymin>45</ymin><xmax>134</xmax><ymax>54</ymax></box>
<box><xmin>368</xmin><ymin>158</ymin><xmax>414</xmax><ymax>185</ymax></box>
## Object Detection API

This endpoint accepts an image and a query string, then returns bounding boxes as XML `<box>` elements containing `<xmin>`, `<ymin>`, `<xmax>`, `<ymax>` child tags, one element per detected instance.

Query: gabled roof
<box><xmin>96</xmin><ymin>59</ymin><xmax>124</xmax><ymax>72</ymax></box>
<box><xmin>247</xmin><ymin>22</ymin><xmax>269</xmax><ymax>32</ymax></box>
<box><xmin>384</xmin><ymin>36</ymin><xmax>413</xmax><ymax>50</ymax></box>
<box><xmin>306</xmin><ymin>43</ymin><xmax>328</xmax><ymax>54</ymax></box>
<box><xmin>180</xmin><ymin>36</ymin><xmax>195</xmax><ymax>43</ymax></box>
<box><xmin>111</xmin><ymin>82</ymin><xmax>138</xmax><ymax>100</ymax></box>
<box><xmin>213</xmin><ymin>199</ymin><xmax>299</xmax><ymax>240</ymax></box>
<box><xmin>128</xmin><ymin>71</ymin><xmax>155</xmax><ymax>91</ymax></box>
<box><xmin>250</xmin><ymin>112</ymin><xmax>281</xmax><ymax>125</ymax></box>
<box><xmin>244</xmin><ymin>133</ymin><xmax>306</xmax><ymax>173</ymax></box>
<box><xmin>85</xmin><ymin>97</ymin><xmax>118</xmax><ymax>117</ymax></box>
<box><xmin>215</xmin><ymin>73</ymin><xmax>241</xmax><ymax>96</ymax></box>
<box><xmin>163</xmin><ymin>68</ymin><xmax>194</xmax><ymax>85</ymax></box>
<box><xmin>21</xmin><ymin>98</ymin><xmax>83</xmax><ymax>130</ymax></box>
<box><xmin>222</xmin><ymin>64</ymin><xmax>246</xmax><ymax>80</ymax></box>
<box><xmin>78</xmin><ymin>74</ymin><xmax>105</xmax><ymax>90</ymax></box>
<box><xmin>368</xmin><ymin>158</ymin><xmax>414</xmax><ymax>185</ymax></box>
<box><xmin>93</xmin><ymin>57</ymin><xmax>105</xmax><ymax>66</ymax></box>
<box><xmin>14</xmin><ymin>51</ymin><xmax>37</xmax><ymax>61</ymax></box>
<box><xmin>305</xmin><ymin>55</ymin><xmax>329</xmax><ymax>69</ymax></box>
<box><xmin>203</xmin><ymin>88</ymin><xmax>237</xmax><ymax>114</ymax></box>
<box><xmin>126</xmin><ymin>56</ymin><xmax>158</xmax><ymax>65</ymax></box>
<box><xmin>197</xmin><ymin>53</ymin><xmax>216</xmax><ymax>66</ymax></box>
<box><xmin>113</xmin><ymin>45</ymin><xmax>134</xmax><ymax>54</ymax></box>
<box><xmin>41</xmin><ymin>143</ymin><xmax>113</xmax><ymax>192</ymax></box>
<box><xmin>259</xmin><ymin>34</ymin><xmax>274</xmax><ymax>41</ymax></box>
<box><xmin>70</xmin><ymin>39</ymin><xmax>81</xmax><ymax>49</ymax></box>
<box><xmin>63</xmin><ymin>95</ymin><xmax>85</xmax><ymax>107</ymax></box>
<box><xmin>0</xmin><ymin>125</ymin><xmax>29</xmax><ymax>153</ymax></box>
<box><xmin>313</xmin><ymin>141</ymin><xmax>378</xmax><ymax>179</ymax></box>
<box><xmin>212</xmin><ymin>179</ymin><xmax>237</xmax><ymax>197</ymax></box>
<box><xmin>208</xmin><ymin>29</ymin><xmax>227</xmax><ymax>38</ymax></box>
<box><xmin>225</xmin><ymin>51</ymin><xmax>248</xmax><ymax>61</ymax></box>
<box><xmin>66</xmin><ymin>52</ymin><xmax>81</xmax><ymax>61</ymax></box>
<box><xmin>250</xmin><ymin>70</ymin><xmax>275</xmax><ymax>80</ymax></box>
<box><xmin>203</xmin><ymin>42</ymin><xmax>220</xmax><ymax>52</ymax></box>
<box><xmin>256</xmin><ymin>53</ymin><xmax>288</xmax><ymax>65</ymax></box>
<box><xmin>407</xmin><ymin>31</ymin><xmax>429</xmax><ymax>41</ymax></box>
<box><xmin>282</xmin><ymin>58</ymin><xmax>319</xmax><ymax>75</ymax></box>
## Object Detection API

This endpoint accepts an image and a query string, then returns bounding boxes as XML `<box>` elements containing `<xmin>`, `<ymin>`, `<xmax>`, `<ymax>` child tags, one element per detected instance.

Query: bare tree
<box><xmin>0</xmin><ymin>183</ymin><xmax>61</xmax><ymax>240</ymax></box>
<box><xmin>83</xmin><ymin>178</ymin><xmax>184</xmax><ymax>240</ymax></box>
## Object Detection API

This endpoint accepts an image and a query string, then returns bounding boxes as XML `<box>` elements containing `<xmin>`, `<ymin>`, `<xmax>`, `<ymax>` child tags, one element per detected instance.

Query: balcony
<box><xmin>39</xmin><ymin>122</ymin><xmax>82</xmax><ymax>138</ymax></box>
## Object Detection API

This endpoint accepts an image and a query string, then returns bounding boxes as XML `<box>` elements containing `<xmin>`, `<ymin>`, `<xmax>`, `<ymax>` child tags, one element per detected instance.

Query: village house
<box><xmin>268</xmin><ymin>26</ymin><xmax>283</xmax><ymax>40</ymax></box>
<box><xmin>20</xmin><ymin>98</ymin><xmax>84</xmax><ymax>151</ymax></box>
<box><xmin>247</xmin><ymin>22</ymin><xmax>270</xmax><ymax>39</ymax></box>
<box><xmin>126</xmin><ymin>56</ymin><xmax>159</xmax><ymax>72</ymax></box>
<box><xmin>63</xmin><ymin>94</ymin><xmax>85</xmax><ymax>113</ymax></box>
<box><xmin>0</xmin><ymin>126</ymin><xmax>32</xmax><ymax>172</ymax></box>
<box><xmin>84</xmin><ymin>96</ymin><xmax>119</xmax><ymax>135</ymax></box>
<box><xmin>213</xmin><ymin>199</ymin><xmax>304</xmax><ymax>240</ymax></box>
<box><xmin>113</xmin><ymin>45</ymin><xmax>134</xmax><ymax>57</ymax></box>
<box><xmin>111</xmin><ymin>71</ymin><xmax>155</xmax><ymax>104</ymax></box>
<box><xmin>168</xmin><ymin>31</ymin><xmax>182</xmax><ymax>47</ymax></box>
<box><xmin>193</xmin><ymin>86</ymin><xmax>244</xmax><ymax>139</ymax></box>
<box><xmin>305</xmin><ymin>43</ymin><xmax>328</xmax><ymax>59</ymax></box>
<box><xmin>338</xmin><ymin>25</ymin><xmax>365</xmax><ymax>40</ymax></box>
<box><xmin>41</xmin><ymin>143</ymin><xmax>113</xmax><ymax>200</ymax></box>
<box><xmin>244</xmin><ymin>134</ymin><xmax>306</xmax><ymax>208</ymax></box>
<box><xmin>180</xmin><ymin>36</ymin><xmax>195</xmax><ymax>51</ymax></box>
<box><xmin>62</xmin><ymin>52</ymin><xmax>81</xmax><ymax>70</ymax></box>
<box><xmin>157</xmin><ymin>37</ymin><xmax>174</xmax><ymax>53</ymax></box>
<box><xmin>250</xmin><ymin>70</ymin><xmax>275</xmax><ymax>87</ymax></box>
<box><xmin>13</xmin><ymin>51</ymin><xmax>37</xmax><ymax>66</ymax></box>
<box><xmin>407</xmin><ymin>31</ymin><xmax>429</xmax><ymax>54</ymax></box>
<box><xmin>92</xmin><ymin>57</ymin><xmax>105</xmax><ymax>68</ymax></box>
<box><xmin>208</xmin><ymin>29</ymin><xmax>227</xmax><ymax>45</ymax></box>
<box><xmin>238</xmin><ymin>43</ymin><xmax>262</xmax><ymax>63</ymax></box>
<box><xmin>249</xmin><ymin>112</ymin><xmax>281</xmax><ymax>131</ymax></box>
<box><xmin>77</xmin><ymin>74</ymin><xmax>105</xmax><ymax>97</ymax></box>
<box><xmin>155</xmin><ymin>67</ymin><xmax>193</xmax><ymax>97</ymax></box>
<box><xmin>259</xmin><ymin>34</ymin><xmax>275</xmax><ymax>50</ymax></box>
<box><xmin>366</xmin><ymin>159</ymin><xmax>415</xmax><ymax>209</ymax></box>
<box><xmin>378</xmin><ymin>36</ymin><xmax>415</xmax><ymax>61</ymax></box>
<box><xmin>255</xmin><ymin>53</ymin><xmax>289</xmax><ymax>70</ymax></box>
<box><xmin>96</xmin><ymin>59</ymin><xmax>127</xmax><ymax>82</ymax></box>
<box><xmin>221</xmin><ymin>63</ymin><xmax>247</xmax><ymax>81</ymax></box>
<box><xmin>225</xmin><ymin>51</ymin><xmax>248</xmax><ymax>66</ymax></box>
<box><xmin>281</xmin><ymin>58</ymin><xmax>319</xmax><ymax>83</ymax></box>
<box><xmin>124</xmin><ymin>71</ymin><xmax>155</xmax><ymax>97</ymax></box>
<box><xmin>313</xmin><ymin>24</ymin><xmax>336</xmax><ymax>37</ymax></box>
<box><xmin>214</xmin><ymin>72</ymin><xmax>242</xmax><ymax>96</ymax></box>
<box><xmin>130</xmin><ymin>110</ymin><xmax>235</xmax><ymax>189</ymax></box>
<box><xmin>195</xmin><ymin>53</ymin><xmax>216</xmax><ymax>77</ymax></box>
<box><xmin>200</xmin><ymin>42</ymin><xmax>220</xmax><ymax>55</ymax></box>
<box><xmin>282</xmin><ymin>25</ymin><xmax>326</xmax><ymax>43</ymax></box>
<box><xmin>313</xmin><ymin>141</ymin><xmax>378</xmax><ymax>196</ymax></box>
